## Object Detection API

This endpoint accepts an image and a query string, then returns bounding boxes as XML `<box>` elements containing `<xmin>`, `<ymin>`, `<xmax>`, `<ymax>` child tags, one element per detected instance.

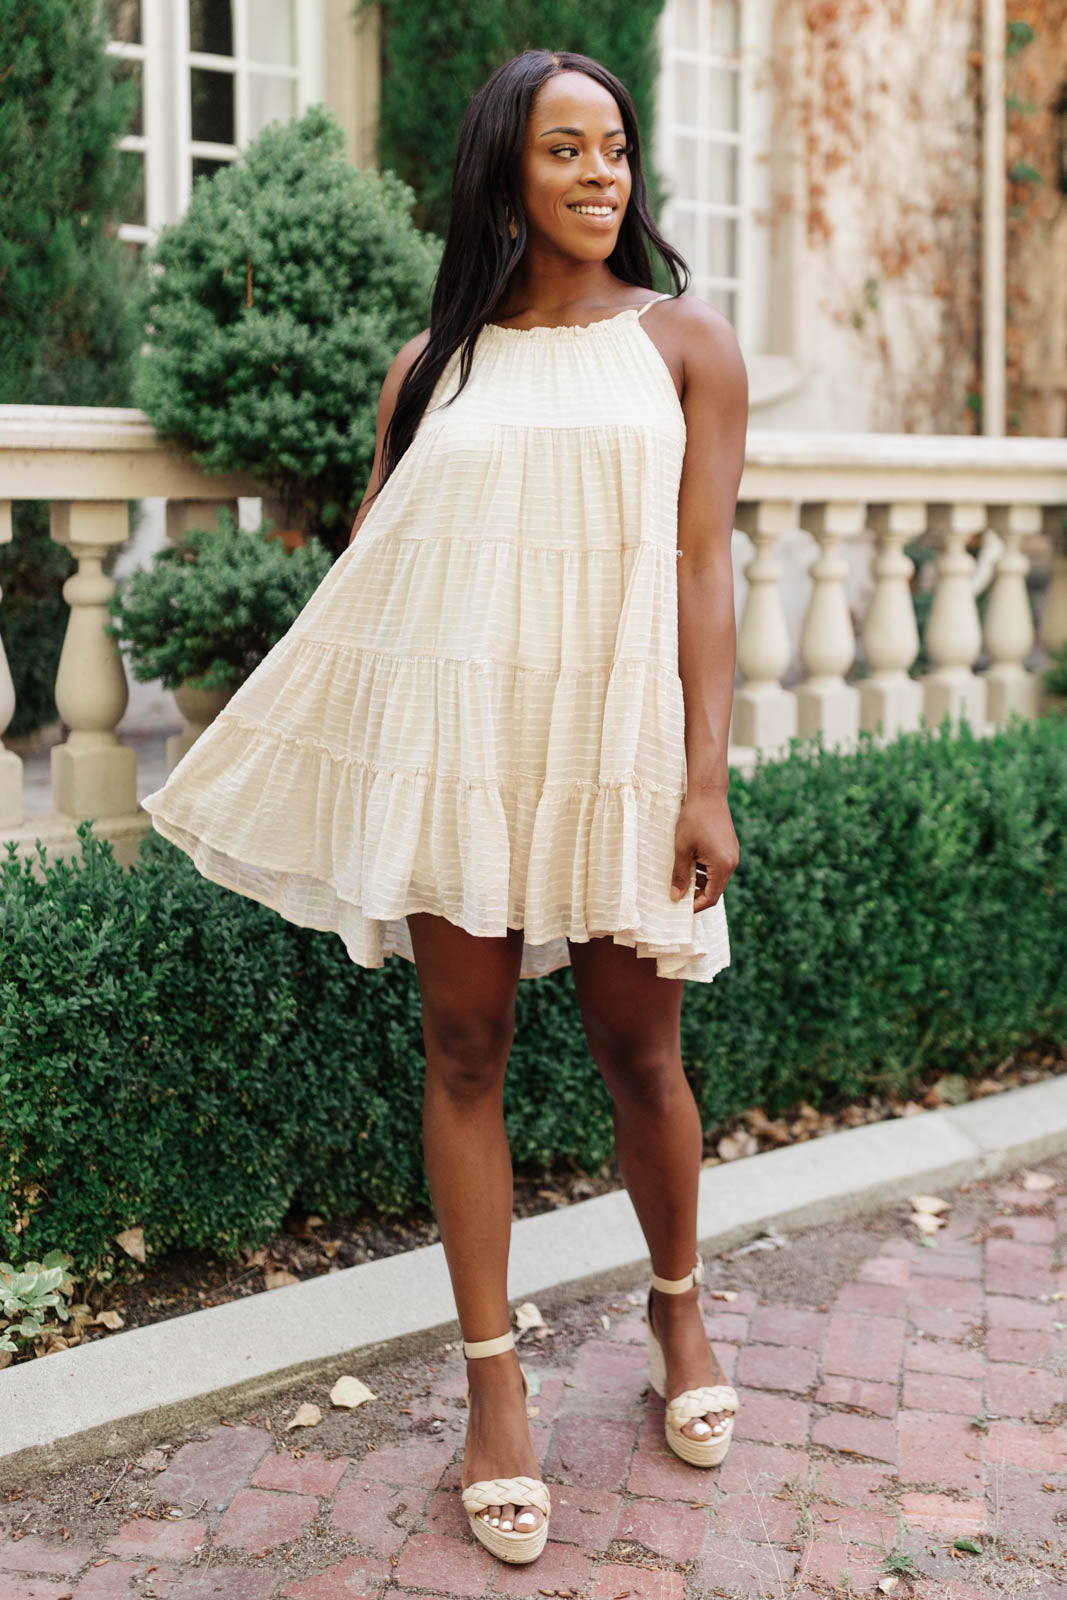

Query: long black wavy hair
<box><xmin>376</xmin><ymin>48</ymin><xmax>690</xmax><ymax>495</ymax></box>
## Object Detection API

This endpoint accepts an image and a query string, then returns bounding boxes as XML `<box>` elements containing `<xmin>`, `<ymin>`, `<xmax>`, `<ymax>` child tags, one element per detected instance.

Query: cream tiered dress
<box><xmin>141</xmin><ymin>294</ymin><xmax>731</xmax><ymax>983</ymax></box>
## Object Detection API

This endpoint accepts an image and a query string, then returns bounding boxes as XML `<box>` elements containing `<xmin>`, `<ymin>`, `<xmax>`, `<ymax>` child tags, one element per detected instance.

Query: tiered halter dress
<box><xmin>141</xmin><ymin>293</ymin><xmax>731</xmax><ymax>983</ymax></box>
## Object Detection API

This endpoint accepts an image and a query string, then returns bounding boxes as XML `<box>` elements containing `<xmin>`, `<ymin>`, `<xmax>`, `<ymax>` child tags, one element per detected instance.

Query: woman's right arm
<box><xmin>347</xmin><ymin>328</ymin><xmax>432</xmax><ymax>547</ymax></box>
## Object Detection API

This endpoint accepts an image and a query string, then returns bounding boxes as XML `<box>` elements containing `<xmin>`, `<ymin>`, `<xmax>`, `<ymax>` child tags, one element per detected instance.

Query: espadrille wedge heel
<box><xmin>645</xmin><ymin>1253</ymin><xmax>739</xmax><ymax>1468</ymax></box>
<box><xmin>460</xmin><ymin>1329</ymin><xmax>550</xmax><ymax>1564</ymax></box>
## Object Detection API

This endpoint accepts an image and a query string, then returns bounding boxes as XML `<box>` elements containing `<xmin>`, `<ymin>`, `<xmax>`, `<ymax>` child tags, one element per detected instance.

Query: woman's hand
<box><xmin>670</xmin><ymin>790</ymin><xmax>739</xmax><ymax>913</ymax></box>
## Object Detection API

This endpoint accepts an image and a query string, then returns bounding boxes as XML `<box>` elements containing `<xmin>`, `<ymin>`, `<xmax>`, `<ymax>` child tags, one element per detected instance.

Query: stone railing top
<box><xmin>1</xmin><ymin>404</ymin><xmax>1066</xmax><ymax>507</ymax></box>
<box><xmin>0</xmin><ymin>404</ymin><xmax>267</xmax><ymax>500</ymax></box>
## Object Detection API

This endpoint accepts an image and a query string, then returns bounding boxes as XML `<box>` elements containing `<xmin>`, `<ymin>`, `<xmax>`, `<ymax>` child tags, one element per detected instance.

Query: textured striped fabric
<box><xmin>141</xmin><ymin>295</ymin><xmax>731</xmax><ymax>982</ymax></box>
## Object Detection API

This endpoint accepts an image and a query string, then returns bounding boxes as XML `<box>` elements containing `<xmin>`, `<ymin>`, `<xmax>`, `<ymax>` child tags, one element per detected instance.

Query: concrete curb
<box><xmin>2</xmin><ymin>1074</ymin><xmax>1065</xmax><ymax>1490</ymax></box>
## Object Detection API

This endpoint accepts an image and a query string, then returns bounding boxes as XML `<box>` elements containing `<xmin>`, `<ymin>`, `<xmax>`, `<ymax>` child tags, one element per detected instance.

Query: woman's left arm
<box><xmin>668</xmin><ymin>301</ymin><xmax>748</xmax><ymax>911</ymax></box>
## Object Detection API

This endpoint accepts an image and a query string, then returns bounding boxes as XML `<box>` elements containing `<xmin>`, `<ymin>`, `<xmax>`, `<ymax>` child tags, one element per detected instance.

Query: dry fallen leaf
<box><xmin>114</xmin><ymin>1227</ymin><xmax>146</xmax><ymax>1263</ymax></box>
<box><xmin>709</xmin><ymin>1290</ymin><xmax>738</xmax><ymax>1302</ymax></box>
<box><xmin>264</xmin><ymin>1269</ymin><xmax>301</xmax><ymax>1291</ymax></box>
<box><xmin>717</xmin><ymin>1131</ymin><xmax>759</xmax><ymax>1162</ymax></box>
<box><xmin>600</xmin><ymin>1314</ymin><xmax>610</xmax><ymax>1331</ymax></box>
<box><xmin>330</xmin><ymin>1375</ymin><xmax>375</xmax><ymax>1409</ymax></box>
<box><xmin>912</xmin><ymin>1212</ymin><xmax>946</xmax><ymax>1235</ymax></box>
<box><xmin>284</xmin><ymin>1402</ymin><xmax>321</xmax><ymax>1431</ymax></box>
<box><xmin>1020</xmin><ymin>1169</ymin><xmax>1055</xmax><ymax>1191</ymax></box>
<box><xmin>91</xmin><ymin>1310</ymin><xmax>125</xmax><ymax>1330</ymax></box>
<box><xmin>910</xmin><ymin>1194</ymin><xmax>950</xmax><ymax>1214</ymax></box>
<box><xmin>514</xmin><ymin>1301</ymin><xmax>545</xmax><ymax>1331</ymax></box>
<box><xmin>878</xmin><ymin>1577</ymin><xmax>899</xmax><ymax>1593</ymax></box>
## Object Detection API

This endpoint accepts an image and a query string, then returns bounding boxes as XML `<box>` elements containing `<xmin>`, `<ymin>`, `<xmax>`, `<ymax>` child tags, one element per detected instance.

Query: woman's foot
<box><xmin>462</xmin><ymin>1350</ymin><xmax>546</xmax><ymax>1533</ymax></box>
<box><xmin>647</xmin><ymin>1283</ymin><xmax>732</xmax><ymax>1441</ymax></box>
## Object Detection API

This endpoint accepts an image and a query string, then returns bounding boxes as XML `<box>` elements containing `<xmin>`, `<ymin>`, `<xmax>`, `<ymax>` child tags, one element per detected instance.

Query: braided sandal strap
<box><xmin>665</xmin><ymin>1384</ymin><xmax>739</xmax><ymax>1431</ymax></box>
<box><xmin>461</xmin><ymin>1476</ymin><xmax>551</xmax><ymax>1517</ymax></box>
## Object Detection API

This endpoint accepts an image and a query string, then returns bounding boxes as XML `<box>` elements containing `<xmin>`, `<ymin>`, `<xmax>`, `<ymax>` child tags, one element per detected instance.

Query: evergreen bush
<box><xmin>0</xmin><ymin>0</ymin><xmax>143</xmax><ymax>735</ymax></box>
<box><xmin>133</xmin><ymin>106</ymin><xmax>441</xmax><ymax>555</ymax></box>
<box><xmin>2</xmin><ymin>714</ymin><xmax>1065</xmax><ymax>1282</ymax></box>
<box><xmin>106</xmin><ymin>512</ymin><xmax>332</xmax><ymax>693</ymax></box>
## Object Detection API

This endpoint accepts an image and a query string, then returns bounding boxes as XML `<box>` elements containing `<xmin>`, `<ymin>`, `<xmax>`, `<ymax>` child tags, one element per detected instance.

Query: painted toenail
<box><xmin>500</xmin><ymin>1519</ymin><xmax>512</xmax><ymax>1530</ymax></box>
<box><xmin>490</xmin><ymin>1516</ymin><xmax>499</xmax><ymax>1525</ymax></box>
<box><xmin>516</xmin><ymin>1512</ymin><xmax>535</xmax><ymax>1526</ymax></box>
<box><xmin>691</xmin><ymin>1420</ymin><xmax>711</xmax><ymax>1435</ymax></box>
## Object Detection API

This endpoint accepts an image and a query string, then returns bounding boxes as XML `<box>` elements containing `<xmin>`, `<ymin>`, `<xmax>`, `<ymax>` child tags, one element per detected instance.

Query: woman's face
<box><xmin>516</xmin><ymin>70</ymin><xmax>631</xmax><ymax>260</ymax></box>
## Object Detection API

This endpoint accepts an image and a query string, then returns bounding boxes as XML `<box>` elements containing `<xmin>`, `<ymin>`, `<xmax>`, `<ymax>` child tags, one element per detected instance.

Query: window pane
<box><xmin>710</xmin><ymin>1</ymin><xmax>740</xmax><ymax>55</ymax></box>
<box><xmin>189</xmin><ymin>0</ymin><xmax>233</xmax><ymax>56</ymax></box>
<box><xmin>675</xmin><ymin>58</ymin><xmax>698</xmax><ymax>126</ymax></box>
<box><xmin>704</xmin><ymin>285</ymin><xmax>736</xmax><ymax>322</ymax></box>
<box><xmin>247</xmin><ymin>0</ymin><xmax>296</xmax><ymax>66</ymax></box>
<box><xmin>248</xmin><ymin>73</ymin><xmax>298</xmax><ymax>133</ymax></box>
<box><xmin>118</xmin><ymin>148</ymin><xmax>146</xmax><ymax>225</ymax></box>
<box><xmin>706</xmin><ymin>217</ymin><xmax>737</xmax><ymax>279</ymax></box>
<box><xmin>191</xmin><ymin>66</ymin><xmax>235</xmax><ymax>143</ymax></box>
<box><xmin>701</xmin><ymin>65</ymin><xmax>738</xmax><ymax>131</ymax></box>
<box><xmin>192</xmin><ymin>155</ymin><xmax>232</xmax><ymax>185</ymax></box>
<box><xmin>705</xmin><ymin>140</ymin><xmax>737</xmax><ymax>205</ymax></box>
<box><xmin>115</xmin><ymin>57</ymin><xmax>143</xmax><ymax>136</ymax></box>
<box><xmin>674</xmin><ymin>134</ymin><xmax>699</xmax><ymax>195</ymax></box>
<box><xmin>105</xmin><ymin>0</ymin><xmax>141</xmax><ymax>45</ymax></box>
<box><xmin>670</xmin><ymin>207</ymin><xmax>698</xmax><ymax>263</ymax></box>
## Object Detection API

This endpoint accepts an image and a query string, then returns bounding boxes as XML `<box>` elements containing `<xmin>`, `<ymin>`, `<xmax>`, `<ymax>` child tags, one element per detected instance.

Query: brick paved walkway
<box><xmin>2</xmin><ymin>1165</ymin><xmax>1066</xmax><ymax>1600</ymax></box>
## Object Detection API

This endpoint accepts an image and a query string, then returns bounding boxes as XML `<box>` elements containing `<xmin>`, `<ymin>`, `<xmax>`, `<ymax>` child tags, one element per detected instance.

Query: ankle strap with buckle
<box><xmin>650</xmin><ymin>1252</ymin><xmax>705</xmax><ymax>1294</ymax></box>
<box><xmin>462</xmin><ymin>1329</ymin><xmax>516</xmax><ymax>1358</ymax></box>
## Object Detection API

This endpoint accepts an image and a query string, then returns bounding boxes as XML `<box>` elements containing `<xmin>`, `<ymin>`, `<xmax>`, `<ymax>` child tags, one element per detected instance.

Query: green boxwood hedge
<box><xmin>2</xmin><ymin>712</ymin><xmax>1065</xmax><ymax>1282</ymax></box>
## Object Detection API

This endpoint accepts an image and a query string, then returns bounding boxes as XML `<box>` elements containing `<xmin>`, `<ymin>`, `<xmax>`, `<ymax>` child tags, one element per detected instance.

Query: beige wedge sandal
<box><xmin>460</xmin><ymin>1329</ymin><xmax>551</xmax><ymax>1564</ymax></box>
<box><xmin>645</xmin><ymin>1252</ymin><xmax>739</xmax><ymax>1468</ymax></box>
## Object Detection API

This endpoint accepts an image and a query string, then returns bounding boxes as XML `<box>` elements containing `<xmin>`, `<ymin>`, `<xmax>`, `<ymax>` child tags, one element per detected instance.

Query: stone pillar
<box><xmin>732</xmin><ymin>500</ymin><xmax>799</xmax><ymax>756</ymax></box>
<box><xmin>50</xmin><ymin>501</ymin><xmax>137</xmax><ymax>819</ymax></box>
<box><xmin>920</xmin><ymin>503</ymin><xmax>988</xmax><ymax>734</ymax></box>
<box><xmin>165</xmin><ymin>498</ymin><xmax>239</xmax><ymax>549</ymax></box>
<box><xmin>860</xmin><ymin>502</ymin><xmax>924</xmax><ymax>740</ymax></box>
<box><xmin>795</xmin><ymin>501</ymin><xmax>863</xmax><ymax>748</ymax></box>
<box><xmin>984</xmin><ymin>504</ymin><xmax>1039</xmax><ymax>725</ymax></box>
<box><xmin>1039</xmin><ymin>506</ymin><xmax>1067</xmax><ymax>658</ymax></box>
<box><xmin>0</xmin><ymin>499</ymin><xmax>23</xmax><ymax>826</ymax></box>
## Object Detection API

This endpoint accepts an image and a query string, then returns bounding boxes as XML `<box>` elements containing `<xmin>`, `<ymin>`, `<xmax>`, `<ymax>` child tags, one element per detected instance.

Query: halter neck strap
<box><xmin>636</xmin><ymin>293</ymin><xmax>673</xmax><ymax>318</ymax></box>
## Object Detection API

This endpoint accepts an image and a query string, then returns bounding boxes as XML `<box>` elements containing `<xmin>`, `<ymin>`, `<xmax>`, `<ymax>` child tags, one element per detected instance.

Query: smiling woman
<box><xmin>140</xmin><ymin>47</ymin><xmax>748</xmax><ymax>1569</ymax></box>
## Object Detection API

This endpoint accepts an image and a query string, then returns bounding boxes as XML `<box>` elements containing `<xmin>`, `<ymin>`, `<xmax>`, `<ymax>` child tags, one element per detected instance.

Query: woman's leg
<box><xmin>407</xmin><ymin>912</ymin><xmax>545</xmax><ymax>1533</ymax></box>
<box><xmin>566</xmin><ymin>935</ymin><xmax>731</xmax><ymax>1441</ymax></box>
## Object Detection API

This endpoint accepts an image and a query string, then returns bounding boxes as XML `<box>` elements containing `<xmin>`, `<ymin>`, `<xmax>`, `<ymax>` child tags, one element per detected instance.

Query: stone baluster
<box><xmin>164</xmin><ymin>499</ymin><xmax>240</xmax><ymax>771</ymax></box>
<box><xmin>920</xmin><ymin>503</ymin><xmax>988</xmax><ymax>733</ymax></box>
<box><xmin>165</xmin><ymin>498</ymin><xmax>239</xmax><ymax>549</ymax></box>
<box><xmin>731</xmin><ymin>500</ymin><xmax>799</xmax><ymax>755</ymax></box>
<box><xmin>860</xmin><ymin>502</ymin><xmax>924</xmax><ymax>740</ymax></box>
<box><xmin>984</xmin><ymin>504</ymin><xmax>1039</xmax><ymax>724</ymax></box>
<box><xmin>795</xmin><ymin>501</ymin><xmax>863</xmax><ymax>748</ymax></box>
<box><xmin>1039</xmin><ymin>505</ymin><xmax>1067</xmax><ymax>662</ymax></box>
<box><xmin>0</xmin><ymin>499</ymin><xmax>23</xmax><ymax>826</ymax></box>
<box><xmin>50</xmin><ymin>501</ymin><xmax>137</xmax><ymax>819</ymax></box>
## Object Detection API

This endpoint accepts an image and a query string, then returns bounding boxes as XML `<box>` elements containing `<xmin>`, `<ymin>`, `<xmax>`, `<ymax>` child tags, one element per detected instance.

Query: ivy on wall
<box><xmin>1003</xmin><ymin>4</ymin><xmax>1067</xmax><ymax>435</ymax></box>
<box><xmin>364</xmin><ymin>0</ymin><xmax>669</xmax><ymax>240</ymax></box>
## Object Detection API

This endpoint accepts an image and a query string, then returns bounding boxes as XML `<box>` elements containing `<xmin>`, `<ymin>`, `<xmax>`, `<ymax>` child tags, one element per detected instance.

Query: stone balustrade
<box><xmin>1</xmin><ymin>406</ymin><xmax>1066</xmax><ymax>862</ymax></box>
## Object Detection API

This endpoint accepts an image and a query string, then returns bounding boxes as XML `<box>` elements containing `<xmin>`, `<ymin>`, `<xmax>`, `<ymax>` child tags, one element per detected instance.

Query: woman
<box><xmin>142</xmin><ymin>48</ymin><xmax>747</xmax><ymax>1568</ymax></box>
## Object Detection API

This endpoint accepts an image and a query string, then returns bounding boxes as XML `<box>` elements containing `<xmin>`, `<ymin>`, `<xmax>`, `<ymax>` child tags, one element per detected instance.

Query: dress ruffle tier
<box><xmin>142</xmin><ymin>306</ymin><xmax>731</xmax><ymax>983</ymax></box>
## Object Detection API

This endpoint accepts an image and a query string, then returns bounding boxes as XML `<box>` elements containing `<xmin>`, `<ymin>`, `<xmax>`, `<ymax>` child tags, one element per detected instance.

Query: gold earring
<box><xmin>505</xmin><ymin>203</ymin><xmax>518</xmax><ymax>240</ymax></box>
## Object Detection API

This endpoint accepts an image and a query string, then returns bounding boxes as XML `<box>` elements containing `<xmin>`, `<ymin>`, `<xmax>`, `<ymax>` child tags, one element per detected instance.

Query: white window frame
<box><xmin>654</xmin><ymin>0</ymin><xmax>804</xmax><ymax>406</ymax></box>
<box><xmin>108</xmin><ymin>0</ymin><xmax>325</xmax><ymax>246</ymax></box>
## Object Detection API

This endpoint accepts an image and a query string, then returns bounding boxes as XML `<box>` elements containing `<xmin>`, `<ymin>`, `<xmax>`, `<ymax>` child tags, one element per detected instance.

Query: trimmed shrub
<box><xmin>133</xmin><ymin>106</ymin><xmax>441</xmax><ymax>554</ymax></box>
<box><xmin>0</xmin><ymin>0</ymin><xmax>144</xmax><ymax>735</ymax></box>
<box><xmin>106</xmin><ymin>512</ymin><xmax>333</xmax><ymax>693</ymax></box>
<box><xmin>2</xmin><ymin>713</ymin><xmax>1065</xmax><ymax>1281</ymax></box>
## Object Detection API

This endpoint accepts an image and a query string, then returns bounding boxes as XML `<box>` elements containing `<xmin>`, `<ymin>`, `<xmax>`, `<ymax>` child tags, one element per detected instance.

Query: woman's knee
<box><xmin>422</xmin><ymin>1004</ymin><xmax>516</xmax><ymax>1097</ymax></box>
<box><xmin>592</xmin><ymin>1032</ymin><xmax>685</xmax><ymax>1110</ymax></box>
